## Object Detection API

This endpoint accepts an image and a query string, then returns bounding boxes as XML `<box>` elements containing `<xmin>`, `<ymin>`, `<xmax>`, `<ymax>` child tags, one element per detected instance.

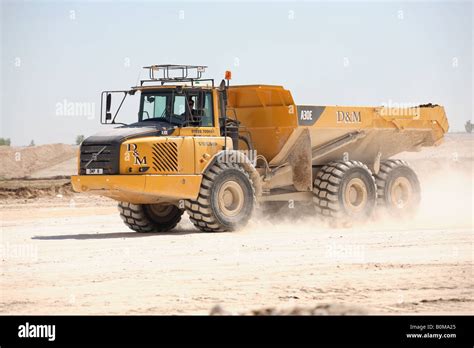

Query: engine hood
<box><xmin>83</xmin><ymin>122</ymin><xmax>172</xmax><ymax>146</ymax></box>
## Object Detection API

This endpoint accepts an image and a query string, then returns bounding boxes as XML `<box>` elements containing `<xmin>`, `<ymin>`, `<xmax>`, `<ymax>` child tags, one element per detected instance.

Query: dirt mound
<box><xmin>0</xmin><ymin>144</ymin><xmax>77</xmax><ymax>179</ymax></box>
<box><xmin>30</xmin><ymin>157</ymin><xmax>77</xmax><ymax>178</ymax></box>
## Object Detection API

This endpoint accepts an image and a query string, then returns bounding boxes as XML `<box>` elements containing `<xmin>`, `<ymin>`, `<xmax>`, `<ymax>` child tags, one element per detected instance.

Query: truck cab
<box><xmin>73</xmin><ymin>65</ymin><xmax>234</xmax><ymax>205</ymax></box>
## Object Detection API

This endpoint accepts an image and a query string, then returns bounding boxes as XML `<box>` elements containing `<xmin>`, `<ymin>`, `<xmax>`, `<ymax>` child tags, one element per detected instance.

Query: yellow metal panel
<box><xmin>145</xmin><ymin>175</ymin><xmax>201</xmax><ymax>200</ymax></box>
<box><xmin>194</xmin><ymin>136</ymin><xmax>229</xmax><ymax>173</ymax></box>
<box><xmin>71</xmin><ymin>174</ymin><xmax>202</xmax><ymax>204</ymax></box>
<box><xmin>178</xmin><ymin>127</ymin><xmax>220</xmax><ymax>137</ymax></box>
<box><xmin>120</xmin><ymin>136</ymin><xmax>195</xmax><ymax>174</ymax></box>
<box><xmin>302</xmin><ymin>105</ymin><xmax>449</xmax><ymax>163</ymax></box>
<box><xmin>71</xmin><ymin>174</ymin><xmax>146</xmax><ymax>197</ymax></box>
<box><xmin>228</xmin><ymin>85</ymin><xmax>297</xmax><ymax>162</ymax></box>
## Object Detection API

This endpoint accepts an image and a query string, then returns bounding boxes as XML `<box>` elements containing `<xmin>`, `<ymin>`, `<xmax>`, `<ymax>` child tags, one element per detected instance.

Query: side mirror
<box><xmin>105</xmin><ymin>93</ymin><xmax>112</xmax><ymax>121</ymax></box>
<box><xmin>100</xmin><ymin>90</ymin><xmax>129</xmax><ymax>125</ymax></box>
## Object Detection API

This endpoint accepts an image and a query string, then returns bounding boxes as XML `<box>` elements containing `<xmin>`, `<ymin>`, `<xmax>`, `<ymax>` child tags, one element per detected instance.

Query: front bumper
<box><xmin>71</xmin><ymin>174</ymin><xmax>202</xmax><ymax>204</ymax></box>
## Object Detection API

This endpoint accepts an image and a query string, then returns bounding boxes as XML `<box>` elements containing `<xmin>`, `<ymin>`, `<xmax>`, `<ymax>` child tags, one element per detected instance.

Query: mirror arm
<box><xmin>111</xmin><ymin>92</ymin><xmax>128</xmax><ymax>124</ymax></box>
<box><xmin>100</xmin><ymin>90</ymin><xmax>132</xmax><ymax>125</ymax></box>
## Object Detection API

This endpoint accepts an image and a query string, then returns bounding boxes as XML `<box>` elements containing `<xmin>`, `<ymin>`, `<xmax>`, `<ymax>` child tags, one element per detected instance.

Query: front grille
<box><xmin>79</xmin><ymin>143</ymin><xmax>119</xmax><ymax>175</ymax></box>
<box><xmin>152</xmin><ymin>142</ymin><xmax>178</xmax><ymax>172</ymax></box>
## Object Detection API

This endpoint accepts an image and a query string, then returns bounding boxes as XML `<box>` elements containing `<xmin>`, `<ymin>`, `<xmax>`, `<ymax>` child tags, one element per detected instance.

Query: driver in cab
<box><xmin>182</xmin><ymin>97</ymin><xmax>201</xmax><ymax>125</ymax></box>
<box><xmin>184</xmin><ymin>97</ymin><xmax>196</xmax><ymax>115</ymax></box>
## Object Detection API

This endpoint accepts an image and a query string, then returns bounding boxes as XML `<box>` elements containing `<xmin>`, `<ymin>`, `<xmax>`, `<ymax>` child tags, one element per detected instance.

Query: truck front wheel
<box><xmin>118</xmin><ymin>202</ymin><xmax>183</xmax><ymax>233</ymax></box>
<box><xmin>313</xmin><ymin>160</ymin><xmax>377</xmax><ymax>221</ymax></box>
<box><xmin>185</xmin><ymin>162</ymin><xmax>256</xmax><ymax>232</ymax></box>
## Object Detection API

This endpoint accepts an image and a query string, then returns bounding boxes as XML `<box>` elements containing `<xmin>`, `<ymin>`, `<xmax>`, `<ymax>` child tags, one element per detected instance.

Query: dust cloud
<box><xmin>248</xmin><ymin>133</ymin><xmax>473</xmax><ymax>234</ymax></box>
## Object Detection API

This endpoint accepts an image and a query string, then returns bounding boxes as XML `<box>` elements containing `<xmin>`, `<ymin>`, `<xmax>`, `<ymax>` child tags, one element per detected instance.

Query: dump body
<box><xmin>228</xmin><ymin>85</ymin><xmax>449</xmax><ymax>167</ymax></box>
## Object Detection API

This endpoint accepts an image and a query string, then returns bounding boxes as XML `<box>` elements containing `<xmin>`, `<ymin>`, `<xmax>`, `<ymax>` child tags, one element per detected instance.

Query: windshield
<box><xmin>139</xmin><ymin>90</ymin><xmax>214</xmax><ymax>127</ymax></box>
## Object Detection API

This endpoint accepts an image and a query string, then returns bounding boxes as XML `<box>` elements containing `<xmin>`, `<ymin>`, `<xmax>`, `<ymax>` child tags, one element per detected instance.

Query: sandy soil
<box><xmin>0</xmin><ymin>134</ymin><xmax>472</xmax><ymax>315</ymax></box>
<box><xmin>0</xmin><ymin>144</ymin><xmax>77</xmax><ymax>179</ymax></box>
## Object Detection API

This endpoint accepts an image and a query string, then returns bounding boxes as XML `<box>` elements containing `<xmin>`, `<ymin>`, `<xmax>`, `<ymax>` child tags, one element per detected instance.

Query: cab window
<box><xmin>174</xmin><ymin>95</ymin><xmax>186</xmax><ymax>115</ymax></box>
<box><xmin>200</xmin><ymin>92</ymin><xmax>213</xmax><ymax>127</ymax></box>
<box><xmin>139</xmin><ymin>90</ymin><xmax>214</xmax><ymax>127</ymax></box>
<box><xmin>153</xmin><ymin>96</ymin><xmax>167</xmax><ymax>118</ymax></box>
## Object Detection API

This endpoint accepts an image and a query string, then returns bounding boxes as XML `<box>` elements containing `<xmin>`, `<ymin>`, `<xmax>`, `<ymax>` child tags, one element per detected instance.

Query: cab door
<box><xmin>178</xmin><ymin>90</ymin><xmax>226</xmax><ymax>174</ymax></box>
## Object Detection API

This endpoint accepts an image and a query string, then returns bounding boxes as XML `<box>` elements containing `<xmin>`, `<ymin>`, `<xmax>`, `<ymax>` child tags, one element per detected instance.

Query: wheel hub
<box><xmin>218</xmin><ymin>181</ymin><xmax>244</xmax><ymax>217</ymax></box>
<box><xmin>344</xmin><ymin>178</ymin><xmax>368</xmax><ymax>213</ymax></box>
<box><xmin>148</xmin><ymin>204</ymin><xmax>174</xmax><ymax>217</ymax></box>
<box><xmin>391</xmin><ymin>177</ymin><xmax>413</xmax><ymax>208</ymax></box>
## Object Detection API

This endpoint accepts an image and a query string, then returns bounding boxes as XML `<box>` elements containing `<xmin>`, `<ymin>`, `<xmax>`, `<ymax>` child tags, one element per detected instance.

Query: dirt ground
<box><xmin>0</xmin><ymin>134</ymin><xmax>472</xmax><ymax>315</ymax></box>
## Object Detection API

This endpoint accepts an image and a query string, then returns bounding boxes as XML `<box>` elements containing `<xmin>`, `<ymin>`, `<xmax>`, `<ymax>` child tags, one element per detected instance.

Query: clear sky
<box><xmin>1</xmin><ymin>0</ymin><xmax>472</xmax><ymax>145</ymax></box>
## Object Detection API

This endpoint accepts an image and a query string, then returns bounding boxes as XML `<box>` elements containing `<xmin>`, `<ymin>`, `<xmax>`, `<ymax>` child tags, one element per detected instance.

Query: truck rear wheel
<box><xmin>118</xmin><ymin>202</ymin><xmax>183</xmax><ymax>233</ymax></box>
<box><xmin>375</xmin><ymin>159</ymin><xmax>421</xmax><ymax>217</ymax></box>
<box><xmin>313</xmin><ymin>160</ymin><xmax>377</xmax><ymax>221</ymax></box>
<box><xmin>185</xmin><ymin>162</ymin><xmax>256</xmax><ymax>232</ymax></box>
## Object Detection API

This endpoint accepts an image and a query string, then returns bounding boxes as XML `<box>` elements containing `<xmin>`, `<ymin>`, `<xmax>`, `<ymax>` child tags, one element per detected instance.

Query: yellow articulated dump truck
<box><xmin>71</xmin><ymin>65</ymin><xmax>449</xmax><ymax>232</ymax></box>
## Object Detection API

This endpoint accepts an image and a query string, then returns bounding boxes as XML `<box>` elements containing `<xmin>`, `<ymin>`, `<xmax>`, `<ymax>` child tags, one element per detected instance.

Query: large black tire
<box><xmin>185</xmin><ymin>162</ymin><xmax>256</xmax><ymax>232</ymax></box>
<box><xmin>375</xmin><ymin>159</ymin><xmax>421</xmax><ymax>217</ymax></box>
<box><xmin>118</xmin><ymin>202</ymin><xmax>183</xmax><ymax>233</ymax></box>
<box><xmin>313</xmin><ymin>160</ymin><xmax>377</xmax><ymax>221</ymax></box>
